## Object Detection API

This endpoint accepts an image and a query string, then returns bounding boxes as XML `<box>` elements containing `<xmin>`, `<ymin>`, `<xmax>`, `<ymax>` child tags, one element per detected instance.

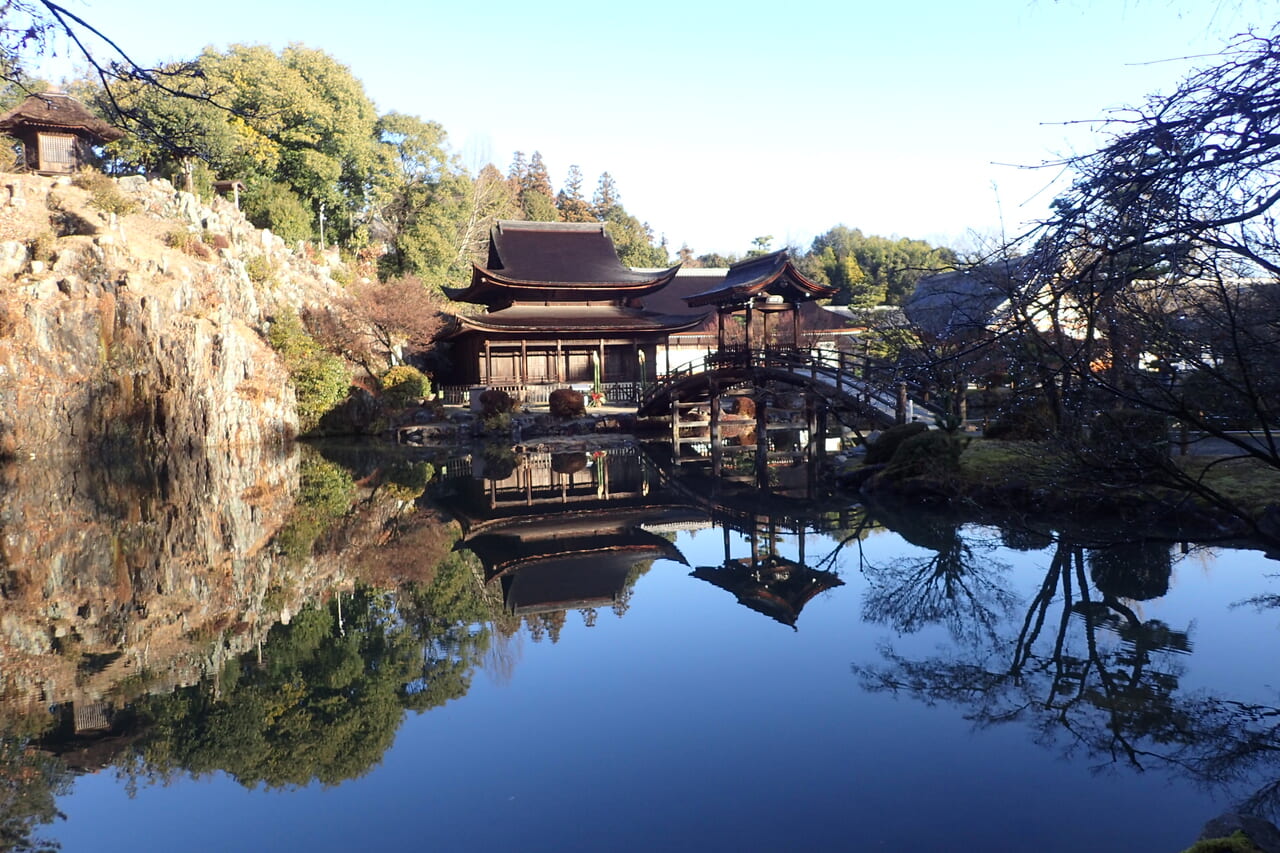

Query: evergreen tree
<box><xmin>592</xmin><ymin>172</ymin><xmax>620</xmax><ymax>219</ymax></box>
<box><xmin>556</xmin><ymin>164</ymin><xmax>594</xmax><ymax>222</ymax></box>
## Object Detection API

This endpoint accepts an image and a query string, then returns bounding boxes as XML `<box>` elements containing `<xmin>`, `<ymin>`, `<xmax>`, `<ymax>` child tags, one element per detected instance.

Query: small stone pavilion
<box><xmin>0</xmin><ymin>91</ymin><xmax>123</xmax><ymax>175</ymax></box>
<box><xmin>440</xmin><ymin>220</ymin><xmax>704</xmax><ymax>401</ymax></box>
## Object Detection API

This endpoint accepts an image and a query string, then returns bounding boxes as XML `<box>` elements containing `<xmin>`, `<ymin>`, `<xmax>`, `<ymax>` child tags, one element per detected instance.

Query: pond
<box><xmin>3</xmin><ymin>442</ymin><xmax>1278</xmax><ymax>852</ymax></box>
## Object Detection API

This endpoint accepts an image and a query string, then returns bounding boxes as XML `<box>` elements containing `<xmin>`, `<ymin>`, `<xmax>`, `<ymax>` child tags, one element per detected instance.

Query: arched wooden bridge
<box><xmin>637</xmin><ymin>346</ymin><xmax>940</xmax><ymax>430</ymax></box>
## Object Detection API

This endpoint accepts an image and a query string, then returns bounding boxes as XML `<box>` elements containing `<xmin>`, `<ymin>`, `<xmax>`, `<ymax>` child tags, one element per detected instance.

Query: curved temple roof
<box><xmin>684</xmin><ymin>250</ymin><xmax>836</xmax><ymax>308</ymax></box>
<box><xmin>0</xmin><ymin>92</ymin><xmax>124</xmax><ymax>142</ymax></box>
<box><xmin>448</xmin><ymin>220</ymin><xmax>681</xmax><ymax>305</ymax></box>
<box><xmin>442</xmin><ymin>305</ymin><xmax>706</xmax><ymax>339</ymax></box>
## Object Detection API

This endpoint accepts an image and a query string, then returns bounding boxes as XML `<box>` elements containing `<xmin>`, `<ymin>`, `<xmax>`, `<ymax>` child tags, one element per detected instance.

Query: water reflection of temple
<box><xmin>693</xmin><ymin>553</ymin><xmax>843</xmax><ymax>628</ymax></box>
<box><xmin>435</xmin><ymin>445</ymin><xmax>846</xmax><ymax>628</ymax></box>
<box><xmin>436</xmin><ymin>446</ymin><xmax>701</xmax><ymax>615</ymax></box>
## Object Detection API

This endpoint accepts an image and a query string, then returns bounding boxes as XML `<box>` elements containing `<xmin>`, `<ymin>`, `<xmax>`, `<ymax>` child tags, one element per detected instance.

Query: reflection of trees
<box><xmin>0</xmin><ymin>738</ymin><xmax>71</xmax><ymax>853</ymax></box>
<box><xmin>858</xmin><ymin>511</ymin><xmax>1017</xmax><ymax>645</ymax></box>
<box><xmin>855</xmin><ymin>540</ymin><xmax>1280</xmax><ymax>819</ymax></box>
<box><xmin>126</xmin><ymin>558</ymin><xmax>495</xmax><ymax>789</ymax></box>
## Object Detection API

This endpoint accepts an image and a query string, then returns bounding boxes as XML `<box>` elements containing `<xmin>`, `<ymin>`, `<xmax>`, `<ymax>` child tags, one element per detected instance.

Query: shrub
<box><xmin>551</xmin><ymin>452</ymin><xmax>588</xmax><ymax>474</ymax></box>
<box><xmin>1086</xmin><ymin>407</ymin><xmax>1169</xmax><ymax>468</ymax></box>
<box><xmin>165</xmin><ymin>230</ymin><xmax>195</xmax><ymax>252</ymax></box>
<box><xmin>244</xmin><ymin>181</ymin><xmax>312</xmax><ymax>244</ymax></box>
<box><xmin>549</xmin><ymin>388</ymin><xmax>585</xmax><ymax>419</ymax></box>
<box><xmin>479</xmin><ymin>389</ymin><xmax>514</xmax><ymax>416</ymax></box>
<box><xmin>268</xmin><ymin>309</ymin><xmax>350</xmax><ymax>433</ymax></box>
<box><xmin>382</xmin><ymin>461</ymin><xmax>434</xmax><ymax>501</ymax></box>
<box><xmin>984</xmin><ymin>400</ymin><xmax>1056</xmax><ymax>440</ymax></box>
<box><xmin>883</xmin><ymin>429</ymin><xmax>968</xmax><ymax>480</ymax></box>
<box><xmin>164</xmin><ymin>229</ymin><xmax>211</xmax><ymax>258</ymax></box>
<box><xmin>864</xmin><ymin>421</ymin><xmax>929</xmax><ymax>465</ymax></box>
<box><xmin>243</xmin><ymin>254</ymin><xmax>275</xmax><ymax>285</ymax></box>
<box><xmin>481</xmin><ymin>411</ymin><xmax>513</xmax><ymax>434</ymax></box>
<box><xmin>481</xmin><ymin>444</ymin><xmax>517</xmax><ymax>480</ymax></box>
<box><xmin>28</xmin><ymin>232</ymin><xmax>55</xmax><ymax>263</ymax></box>
<box><xmin>380</xmin><ymin>365</ymin><xmax>431</xmax><ymax>408</ymax></box>
<box><xmin>273</xmin><ymin>455</ymin><xmax>356</xmax><ymax>563</ymax></box>
<box><xmin>73</xmin><ymin>169</ymin><xmax>138</xmax><ymax>217</ymax></box>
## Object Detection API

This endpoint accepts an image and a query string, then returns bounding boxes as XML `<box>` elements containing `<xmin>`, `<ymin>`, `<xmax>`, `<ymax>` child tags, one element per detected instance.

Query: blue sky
<box><xmin>34</xmin><ymin>0</ymin><xmax>1277</xmax><ymax>254</ymax></box>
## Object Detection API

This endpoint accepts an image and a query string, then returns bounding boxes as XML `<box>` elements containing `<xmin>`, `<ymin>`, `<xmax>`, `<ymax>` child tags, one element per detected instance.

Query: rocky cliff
<box><xmin>0</xmin><ymin>173</ymin><xmax>349</xmax><ymax>455</ymax></box>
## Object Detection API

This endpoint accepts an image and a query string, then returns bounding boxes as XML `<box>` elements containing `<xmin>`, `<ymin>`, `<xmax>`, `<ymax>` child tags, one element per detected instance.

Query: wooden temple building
<box><xmin>0</xmin><ymin>91</ymin><xmax>123</xmax><ymax>174</ymax></box>
<box><xmin>440</xmin><ymin>220</ymin><xmax>704</xmax><ymax>401</ymax></box>
<box><xmin>683</xmin><ymin>250</ymin><xmax>839</xmax><ymax>355</ymax></box>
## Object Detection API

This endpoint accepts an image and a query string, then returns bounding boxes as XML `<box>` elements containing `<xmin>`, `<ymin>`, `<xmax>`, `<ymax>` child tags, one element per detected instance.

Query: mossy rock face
<box><xmin>864</xmin><ymin>422</ymin><xmax>928</xmax><ymax>465</ymax></box>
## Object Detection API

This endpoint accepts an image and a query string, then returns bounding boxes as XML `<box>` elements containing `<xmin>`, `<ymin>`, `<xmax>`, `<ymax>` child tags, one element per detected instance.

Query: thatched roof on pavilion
<box><xmin>0</xmin><ymin>92</ymin><xmax>123</xmax><ymax>142</ymax></box>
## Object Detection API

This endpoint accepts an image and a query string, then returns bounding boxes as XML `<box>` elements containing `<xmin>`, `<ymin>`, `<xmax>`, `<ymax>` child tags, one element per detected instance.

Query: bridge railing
<box><xmin>639</xmin><ymin>346</ymin><xmax>944</xmax><ymax>422</ymax></box>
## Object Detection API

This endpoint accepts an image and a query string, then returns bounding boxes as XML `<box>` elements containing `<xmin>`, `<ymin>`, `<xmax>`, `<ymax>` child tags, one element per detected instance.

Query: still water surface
<box><xmin>6</xmin><ymin>444</ymin><xmax>1278</xmax><ymax>852</ymax></box>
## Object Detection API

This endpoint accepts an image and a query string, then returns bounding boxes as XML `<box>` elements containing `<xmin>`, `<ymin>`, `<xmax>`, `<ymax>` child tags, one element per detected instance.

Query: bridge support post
<box><xmin>755</xmin><ymin>383</ymin><xmax>769</xmax><ymax>489</ymax></box>
<box><xmin>896</xmin><ymin>381</ymin><xmax>908</xmax><ymax>425</ymax></box>
<box><xmin>710</xmin><ymin>379</ymin><xmax>723</xmax><ymax>478</ymax></box>
<box><xmin>671</xmin><ymin>396</ymin><xmax>680</xmax><ymax>454</ymax></box>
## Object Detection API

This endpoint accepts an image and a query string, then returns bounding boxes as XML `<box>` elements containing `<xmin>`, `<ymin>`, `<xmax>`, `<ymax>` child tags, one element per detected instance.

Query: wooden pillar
<box><xmin>710</xmin><ymin>379</ymin><xmax>723</xmax><ymax>478</ymax></box>
<box><xmin>745</xmin><ymin>303</ymin><xmax>754</xmax><ymax>353</ymax></box>
<box><xmin>717</xmin><ymin>309</ymin><xmax>726</xmax><ymax>352</ymax></box>
<box><xmin>792</xmin><ymin>304</ymin><xmax>800</xmax><ymax>350</ymax></box>
<box><xmin>896</xmin><ymin>381</ymin><xmax>908</xmax><ymax>425</ymax></box>
<box><xmin>806</xmin><ymin>394</ymin><xmax>818</xmax><ymax>460</ymax></box>
<box><xmin>755</xmin><ymin>382</ymin><xmax>768</xmax><ymax>489</ymax></box>
<box><xmin>671</xmin><ymin>395</ymin><xmax>680</xmax><ymax>454</ymax></box>
<box><xmin>665</xmin><ymin>337</ymin><xmax>672</xmax><ymax>378</ymax></box>
<box><xmin>817</xmin><ymin>407</ymin><xmax>828</xmax><ymax>463</ymax></box>
<box><xmin>520</xmin><ymin>339</ymin><xmax>528</xmax><ymax>383</ymax></box>
<box><xmin>555</xmin><ymin>339</ymin><xmax>563</xmax><ymax>382</ymax></box>
<box><xmin>484</xmin><ymin>340</ymin><xmax>493</xmax><ymax>384</ymax></box>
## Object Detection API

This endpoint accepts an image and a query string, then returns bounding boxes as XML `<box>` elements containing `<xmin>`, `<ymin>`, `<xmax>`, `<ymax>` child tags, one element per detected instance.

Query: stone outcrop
<box><xmin>0</xmin><ymin>173</ymin><xmax>349</xmax><ymax>456</ymax></box>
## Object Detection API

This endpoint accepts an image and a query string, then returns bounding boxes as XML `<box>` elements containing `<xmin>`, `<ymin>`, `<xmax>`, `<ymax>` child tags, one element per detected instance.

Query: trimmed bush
<box><xmin>883</xmin><ymin>429</ymin><xmax>968</xmax><ymax>480</ymax></box>
<box><xmin>864</xmin><ymin>421</ymin><xmax>929</xmax><ymax>465</ymax></box>
<box><xmin>549</xmin><ymin>388</ymin><xmax>586</xmax><ymax>419</ymax></box>
<box><xmin>380</xmin><ymin>365</ymin><xmax>431</xmax><ymax>408</ymax></box>
<box><xmin>984</xmin><ymin>400</ymin><xmax>1056</xmax><ymax>440</ymax></box>
<box><xmin>479</xmin><ymin>389</ymin><xmax>514</xmax><ymax>416</ymax></box>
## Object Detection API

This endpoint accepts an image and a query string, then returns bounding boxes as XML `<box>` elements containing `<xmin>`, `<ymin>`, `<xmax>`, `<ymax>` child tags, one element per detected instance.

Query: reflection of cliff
<box><xmin>0</xmin><ymin>445</ymin><xmax>395</xmax><ymax>736</ymax></box>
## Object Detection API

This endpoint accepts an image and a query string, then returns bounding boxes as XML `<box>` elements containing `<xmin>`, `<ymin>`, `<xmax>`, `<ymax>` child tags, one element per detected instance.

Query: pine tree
<box><xmin>591</xmin><ymin>172</ymin><xmax>620</xmax><ymax>220</ymax></box>
<box><xmin>556</xmin><ymin>164</ymin><xmax>594</xmax><ymax>222</ymax></box>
